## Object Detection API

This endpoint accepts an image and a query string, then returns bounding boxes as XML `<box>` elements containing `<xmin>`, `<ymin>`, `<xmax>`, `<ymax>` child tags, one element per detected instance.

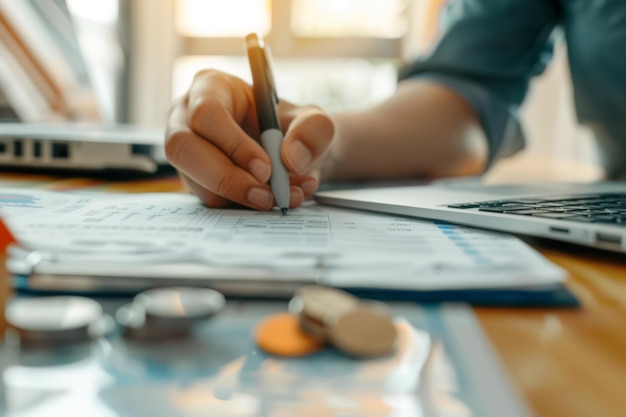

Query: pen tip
<box><xmin>280</xmin><ymin>208</ymin><xmax>288</xmax><ymax>216</ymax></box>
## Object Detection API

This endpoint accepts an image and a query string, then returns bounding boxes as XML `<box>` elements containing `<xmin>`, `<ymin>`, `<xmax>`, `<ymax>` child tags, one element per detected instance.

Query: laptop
<box><xmin>314</xmin><ymin>178</ymin><xmax>626</xmax><ymax>253</ymax></box>
<box><xmin>0</xmin><ymin>122</ymin><xmax>169</xmax><ymax>174</ymax></box>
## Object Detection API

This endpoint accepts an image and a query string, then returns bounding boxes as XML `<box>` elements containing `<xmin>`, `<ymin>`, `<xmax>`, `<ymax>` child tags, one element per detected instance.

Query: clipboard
<box><xmin>0</xmin><ymin>187</ymin><xmax>578</xmax><ymax>307</ymax></box>
<box><xmin>7</xmin><ymin>244</ymin><xmax>579</xmax><ymax>307</ymax></box>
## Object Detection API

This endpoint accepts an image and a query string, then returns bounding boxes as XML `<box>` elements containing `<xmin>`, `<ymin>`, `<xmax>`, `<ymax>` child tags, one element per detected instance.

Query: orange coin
<box><xmin>255</xmin><ymin>313</ymin><xmax>326</xmax><ymax>357</ymax></box>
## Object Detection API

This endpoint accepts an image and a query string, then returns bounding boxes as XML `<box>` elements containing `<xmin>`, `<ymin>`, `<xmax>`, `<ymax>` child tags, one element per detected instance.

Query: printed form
<box><xmin>0</xmin><ymin>188</ymin><xmax>565</xmax><ymax>290</ymax></box>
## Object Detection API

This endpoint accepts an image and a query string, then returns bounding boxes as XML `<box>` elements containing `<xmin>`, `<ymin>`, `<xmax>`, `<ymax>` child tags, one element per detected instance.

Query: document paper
<box><xmin>0</xmin><ymin>187</ymin><xmax>565</xmax><ymax>290</ymax></box>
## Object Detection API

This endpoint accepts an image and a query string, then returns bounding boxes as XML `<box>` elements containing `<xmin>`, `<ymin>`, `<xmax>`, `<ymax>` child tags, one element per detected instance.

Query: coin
<box><xmin>297</xmin><ymin>313</ymin><xmax>328</xmax><ymax>340</ymax></box>
<box><xmin>115</xmin><ymin>302</ymin><xmax>188</xmax><ymax>340</ymax></box>
<box><xmin>5</xmin><ymin>296</ymin><xmax>104</xmax><ymax>345</ymax></box>
<box><xmin>326</xmin><ymin>306</ymin><xmax>398</xmax><ymax>358</ymax></box>
<box><xmin>255</xmin><ymin>312</ymin><xmax>326</xmax><ymax>357</ymax></box>
<box><xmin>289</xmin><ymin>285</ymin><xmax>358</xmax><ymax>338</ymax></box>
<box><xmin>116</xmin><ymin>286</ymin><xmax>226</xmax><ymax>340</ymax></box>
<box><xmin>135</xmin><ymin>287</ymin><xmax>226</xmax><ymax>328</ymax></box>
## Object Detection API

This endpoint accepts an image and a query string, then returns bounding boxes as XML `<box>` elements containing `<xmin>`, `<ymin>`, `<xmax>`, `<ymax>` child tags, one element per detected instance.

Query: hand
<box><xmin>165</xmin><ymin>69</ymin><xmax>335</xmax><ymax>210</ymax></box>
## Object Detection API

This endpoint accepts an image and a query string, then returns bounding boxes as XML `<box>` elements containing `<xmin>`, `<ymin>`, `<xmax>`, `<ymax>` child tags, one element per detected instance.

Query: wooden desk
<box><xmin>479</xmin><ymin>244</ymin><xmax>626</xmax><ymax>417</ymax></box>
<box><xmin>482</xmin><ymin>153</ymin><xmax>626</xmax><ymax>417</ymax></box>
<box><xmin>1</xmin><ymin>161</ymin><xmax>625</xmax><ymax>417</ymax></box>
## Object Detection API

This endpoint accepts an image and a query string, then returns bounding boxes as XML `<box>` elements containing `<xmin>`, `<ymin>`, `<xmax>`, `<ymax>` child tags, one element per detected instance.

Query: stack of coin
<box><xmin>291</xmin><ymin>285</ymin><xmax>398</xmax><ymax>358</ymax></box>
<box><xmin>256</xmin><ymin>285</ymin><xmax>397</xmax><ymax>358</ymax></box>
<box><xmin>325</xmin><ymin>302</ymin><xmax>398</xmax><ymax>358</ymax></box>
<box><xmin>116</xmin><ymin>286</ymin><xmax>226</xmax><ymax>341</ymax></box>
<box><xmin>289</xmin><ymin>285</ymin><xmax>359</xmax><ymax>340</ymax></box>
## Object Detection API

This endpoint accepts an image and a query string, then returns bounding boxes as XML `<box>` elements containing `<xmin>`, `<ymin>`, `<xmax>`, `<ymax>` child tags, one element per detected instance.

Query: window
<box><xmin>176</xmin><ymin>0</ymin><xmax>271</xmax><ymax>37</ymax></box>
<box><xmin>166</xmin><ymin>0</ymin><xmax>412</xmax><ymax>118</ymax></box>
<box><xmin>290</xmin><ymin>0</ymin><xmax>408</xmax><ymax>38</ymax></box>
<box><xmin>126</xmin><ymin>0</ymin><xmax>447</xmax><ymax>126</ymax></box>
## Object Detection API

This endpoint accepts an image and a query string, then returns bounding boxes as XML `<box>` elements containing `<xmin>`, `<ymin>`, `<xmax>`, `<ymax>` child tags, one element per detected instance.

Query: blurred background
<box><xmin>0</xmin><ymin>0</ymin><xmax>600</xmax><ymax>174</ymax></box>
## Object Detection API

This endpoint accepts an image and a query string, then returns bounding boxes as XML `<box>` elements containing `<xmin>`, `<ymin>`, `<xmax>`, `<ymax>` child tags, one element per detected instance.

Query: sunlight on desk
<box><xmin>0</xmin><ymin>152</ymin><xmax>625</xmax><ymax>417</ymax></box>
<box><xmin>484</xmin><ymin>151</ymin><xmax>606</xmax><ymax>184</ymax></box>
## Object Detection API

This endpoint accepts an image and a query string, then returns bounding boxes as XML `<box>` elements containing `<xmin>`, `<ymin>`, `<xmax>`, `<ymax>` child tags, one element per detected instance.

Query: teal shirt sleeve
<box><xmin>399</xmin><ymin>0</ymin><xmax>560</xmax><ymax>167</ymax></box>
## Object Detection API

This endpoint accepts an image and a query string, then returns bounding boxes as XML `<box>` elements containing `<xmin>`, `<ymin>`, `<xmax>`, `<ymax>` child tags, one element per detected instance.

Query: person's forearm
<box><xmin>321</xmin><ymin>79</ymin><xmax>488</xmax><ymax>182</ymax></box>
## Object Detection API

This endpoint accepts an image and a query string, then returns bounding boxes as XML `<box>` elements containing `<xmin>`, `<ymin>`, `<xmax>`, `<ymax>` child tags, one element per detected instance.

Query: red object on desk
<box><xmin>0</xmin><ymin>217</ymin><xmax>16</xmax><ymax>253</ymax></box>
<box><xmin>1</xmin><ymin>216</ymin><xmax>16</xmax><ymax>340</ymax></box>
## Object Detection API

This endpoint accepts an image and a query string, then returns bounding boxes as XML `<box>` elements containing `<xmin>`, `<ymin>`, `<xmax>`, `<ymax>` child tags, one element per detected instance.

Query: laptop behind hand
<box><xmin>314</xmin><ymin>179</ymin><xmax>626</xmax><ymax>253</ymax></box>
<box><xmin>0</xmin><ymin>122</ymin><xmax>169</xmax><ymax>174</ymax></box>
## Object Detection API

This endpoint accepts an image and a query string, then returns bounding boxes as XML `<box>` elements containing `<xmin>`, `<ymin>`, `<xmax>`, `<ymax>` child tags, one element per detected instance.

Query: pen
<box><xmin>245</xmin><ymin>33</ymin><xmax>290</xmax><ymax>215</ymax></box>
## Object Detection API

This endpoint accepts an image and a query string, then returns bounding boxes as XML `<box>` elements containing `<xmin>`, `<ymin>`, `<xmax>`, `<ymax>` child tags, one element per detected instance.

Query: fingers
<box><xmin>289</xmin><ymin>185</ymin><xmax>305</xmax><ymax>208</ymax></box>
<box><xmin>179</xmin><ymin>173</ymin><xmax>230</xmax><ymax>208</ymax></box>
<box><xmin>181</xmin><ymin>173</ymin><xmax>306</xmax><ymax>209</ymax></box>
<box><xmin>165</xmin><ymin>69</ymin><xmax>329</xmax><ymax>210</ymax></box>
<box><xmin>279</xmin><ymin>104</ymin><xmax>335</xmax><ymax>175</ymax></box>
<box><xmin>166</xmin><ymin>97</ymin><xmax>274</xmax><ymax>210</ymax></box>
<box><xmin>290</xmin><ymin>175</ymin><xmax>319</xmax><ymax>200</ymax></box>
<box><xmin>186</xmin><ymin>70</ymin><xmax>271</xmax><ymax>183</ymax></box>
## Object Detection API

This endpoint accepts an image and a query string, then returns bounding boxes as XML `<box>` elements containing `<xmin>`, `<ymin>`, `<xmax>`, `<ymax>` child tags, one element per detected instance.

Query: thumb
<box><xmin>279</xmin><ymin>105</ymin><xmax>335</xmax><ymax>175</ymax></box>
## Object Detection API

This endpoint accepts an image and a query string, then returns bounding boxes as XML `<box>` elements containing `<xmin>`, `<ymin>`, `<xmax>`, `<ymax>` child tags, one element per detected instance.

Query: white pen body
<box><xmin>261</xmin><ymin>128</ymin><xmax>290</xmax><ymax>210</ymax></box>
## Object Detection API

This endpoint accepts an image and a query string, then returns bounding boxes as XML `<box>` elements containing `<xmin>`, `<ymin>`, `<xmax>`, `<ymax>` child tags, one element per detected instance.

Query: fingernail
<box><xmin>301</xmin><ymin>179</ymin><xmax>317</xmax><ymax>196</ymax></box>
<box><xmin>285</xmin><ymin>141</ymin><xmax>312</xmax><ymax>173</ymax></box>
<box><xmin>249</xmin><ymin>158</ymin><xmax>271</xmax><ymax>183</ymax></box>
<box><xmin>247</xmin><ymin>187</ymin><xmax>273</xmax><ymax>209</ymax></box>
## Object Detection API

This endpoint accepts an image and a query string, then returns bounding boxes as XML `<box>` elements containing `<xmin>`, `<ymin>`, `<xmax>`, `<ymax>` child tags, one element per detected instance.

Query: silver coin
<box><xmin>115</xmin><ymin>302</ymin><xmax>190</xmax><ymax>341</ymax></box>
<box><xmin>5</xmin><ymin>296</ymin><xmax>103</xmax><ymax>345</ymax></box>
<box><xmin>114</xmin><ymin>303</ymin><xmax>146</xmax><ymax>330</ymax></box>
<box><xmin>115</xmin><ymin>302</ymin><xmax>153</xmax><ymax>340</ymax></box>
<box><xmin>134</xmin><ymin>287</ymin><xmax>226</xmax><ymax>325</ymax></box>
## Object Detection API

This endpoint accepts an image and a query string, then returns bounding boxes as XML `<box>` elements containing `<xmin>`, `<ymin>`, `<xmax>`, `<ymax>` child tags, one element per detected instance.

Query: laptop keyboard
<box><xmin>447</xmin><ymin>193</ymin><xmax>626</xmax><ymax>226</ymax></box>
